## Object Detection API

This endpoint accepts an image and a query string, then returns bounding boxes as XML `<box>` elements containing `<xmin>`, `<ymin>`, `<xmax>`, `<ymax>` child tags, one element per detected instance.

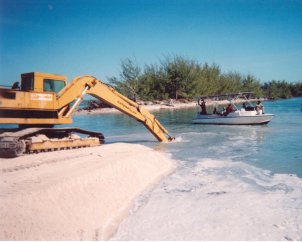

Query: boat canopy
<box><xmin>198</xmin><ymin>92</ymin><xmax>254</xmax><ymax>101</ymax></box>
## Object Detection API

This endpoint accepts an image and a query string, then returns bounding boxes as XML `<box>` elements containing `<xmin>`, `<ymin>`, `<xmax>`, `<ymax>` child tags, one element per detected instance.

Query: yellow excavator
<box><xmin>0</xmin><ymin>72</ymin><xmax>174</xmax><ymax>158</ymax></box>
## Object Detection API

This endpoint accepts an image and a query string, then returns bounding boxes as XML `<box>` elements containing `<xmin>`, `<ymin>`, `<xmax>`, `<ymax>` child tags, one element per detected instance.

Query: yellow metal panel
<box><xmin>0</xmin><ymin>117</ymin><xmax>72</xmax><ymax>125</ymax></box>
<box><xmin>0</xmin><ymin>90</ymin><xmax>56</xmax><ymax>109</ymax></box>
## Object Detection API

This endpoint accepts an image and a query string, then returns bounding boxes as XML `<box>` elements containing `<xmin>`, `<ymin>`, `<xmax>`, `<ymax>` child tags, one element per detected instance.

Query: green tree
<box><xmin>138</xmin><ymin>64</ymin><xmax>168</xmax><ymax>100</ymax></box>
<box><xmin>195</xmin><ymin>62</ymin><xmax>221</xmax><ymax>95</ymax></box>
<box><xmin>290</xmin><ymin>82</ymin><xmax>302</xmax><ymax>97</ymax></box>
<box><xmin>241</xmin><ymin>74</ymin><xmax>263</xmax><ymax>97</ymax></box>
<box><xmin>109</xmin><ymin>55</ymin><xmax>302</xmax><ymax>102</ymax></box>
<box><xmin>219</xmin><ymin>72</ymin><xmax>243</xmax><ymax>94</ymax></box>
<box><xmin>262</xmin><ymin>80</ymin><xmax>292</xmax><ymax>99</ymax></box>
<box><xmin>109</xmin><ymin>58</ymin><xmax>141</xmax><ymax>100</ymax></box>
<box><xmin>161</xmin><ymin>56</ymin><xmax>197</xmax><ymax>99</ymax></box>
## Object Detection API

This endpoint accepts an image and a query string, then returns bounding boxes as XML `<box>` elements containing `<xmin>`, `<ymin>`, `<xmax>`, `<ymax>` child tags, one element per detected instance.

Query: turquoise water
<box><xmin>73</xmin><ymin>97</ymin><xmax>302</xmax><ymax>177</ymax></box>
<box><xmin>1</xmin><ymin>98</ymin><xmax>301</xmax><ymax>177</ymax></box>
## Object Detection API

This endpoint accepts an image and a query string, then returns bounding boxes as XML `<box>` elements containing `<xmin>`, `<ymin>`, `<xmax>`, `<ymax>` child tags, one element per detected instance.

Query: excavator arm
<box><xmin>57</xmin><ymin>76</ymin><xmax>174</xmax><ymax>142</ymax></box>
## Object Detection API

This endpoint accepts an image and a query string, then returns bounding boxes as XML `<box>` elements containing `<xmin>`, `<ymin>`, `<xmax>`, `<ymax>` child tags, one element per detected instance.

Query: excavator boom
<box><xmin>0</xmin><ymin>72</ymin><xmax>174</xmax><ymax>157</ymax></box>
<box><xmin>56</xmin><ymin>75</ymin><xmax>173</xmax><ymax>142</ymax></box>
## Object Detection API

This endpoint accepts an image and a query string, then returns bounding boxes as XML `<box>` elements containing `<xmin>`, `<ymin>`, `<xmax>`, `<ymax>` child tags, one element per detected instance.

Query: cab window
<box><xmin>21</xmin><ymin>77</ymin><xmax>34</xmax><ymax>91</ymax></box>
<box><xmin>44</xmin><ymin>79</ymin><xmax>65</xmax><ymax>93</ymax></box>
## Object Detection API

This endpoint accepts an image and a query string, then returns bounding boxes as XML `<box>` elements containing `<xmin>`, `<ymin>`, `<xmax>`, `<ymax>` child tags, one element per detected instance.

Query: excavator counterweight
<box><xmin>0</xmin><ymin>72</ymin><xmax>174</xmax><ymax>157</ymax></box>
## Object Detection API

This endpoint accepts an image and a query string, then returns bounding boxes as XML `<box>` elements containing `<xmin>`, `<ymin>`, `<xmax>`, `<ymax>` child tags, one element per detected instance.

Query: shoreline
<box><xmin>76</xmin><ymin>101</ymin><xmax>197</xmax><ymax>115</ymax></box>
<box><xmin>0</xmin><ymin>143</ymin><xmax>175</xmax><ymax>240</ymax></box>
<box><xmin>76</xmin><ymin>98</ymin><xmax>261</xmax><ymax>115</ymax></box>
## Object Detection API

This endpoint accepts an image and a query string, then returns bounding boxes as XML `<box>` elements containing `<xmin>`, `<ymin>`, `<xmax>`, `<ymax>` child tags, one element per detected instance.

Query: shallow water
<box><xmin>2</xmin><ymin>98</ymin><xmax>301</xmax><ymax>176</ymax></box>
<box><xmin>73</xmin><ymin>97</ymin><xmax>302</xmax><ymax>177</ymax></box>
<box><xmin>112</xmin><ymin>158</ymin><xmax>302</xmax><ymax>240</ymax></box>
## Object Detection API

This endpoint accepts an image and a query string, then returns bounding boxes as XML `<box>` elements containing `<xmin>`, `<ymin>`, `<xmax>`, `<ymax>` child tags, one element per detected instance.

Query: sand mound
<box><xmin>0</xmin><ymin>143</ymin><xmax>174</xmax><ymax>240</ymax></box>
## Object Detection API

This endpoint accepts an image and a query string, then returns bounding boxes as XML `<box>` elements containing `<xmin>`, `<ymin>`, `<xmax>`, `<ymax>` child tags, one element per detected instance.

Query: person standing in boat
<box><xmin>255</xmin><ymin>100</ymin><xmax>264</xmax><ymax>114</ymax></box>
<box><xmin>198</xmin><ymin>98</ymin><xmax>207</xmax><ymax>115</ymax></box>
<box><xmin>226</xmin><ymin>103</ymin><xmax>234</xmax><ymax>114</ymax></box>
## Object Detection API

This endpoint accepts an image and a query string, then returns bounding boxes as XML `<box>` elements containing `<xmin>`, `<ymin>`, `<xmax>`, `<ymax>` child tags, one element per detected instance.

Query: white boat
<box><xmin>192</xmin><ymin>92</ymin><xmax>274</xmax><ymax>125</ymax></box>
<box><xmin>192</xmin><ymin>110</ymin><xmax>274</xmax><ymax>125</ymax></box>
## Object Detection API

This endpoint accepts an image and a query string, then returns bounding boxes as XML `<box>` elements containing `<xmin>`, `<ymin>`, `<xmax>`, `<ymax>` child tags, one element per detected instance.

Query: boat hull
<box><xmin>192</xmin><ymin>113</ymin><xmax>274</xmax><ymax>125</ymax></box>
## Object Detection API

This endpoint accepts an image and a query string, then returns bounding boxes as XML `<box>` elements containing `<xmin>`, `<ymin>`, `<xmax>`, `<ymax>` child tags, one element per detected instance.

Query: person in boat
<box><xmin>220</xmin><ymin>107</ymin><xmax>226</xmax><ymax>116</ymax></box>
<box><xmin>226</xmin><ymin>103</ymin><xmax>234</xmax><ymax>115</ymax></box>
<box><xmin>255</xmin><ymin>100</ymin><xmax>264</xmax><ymax>114</ymax></box>
<box><xmin>243</xmin><ymin>102</ymin><xmax>255</xmax><ymax>111</ymax></box>
<box><xmin>198</xmin><ymin>98</ymin><xmax>207</xmax><ymax>115</ymax></box>
<box><xmin>242</xmin><ymin>102</ymin><xmax>247</xmax><ymax>110</ymax></box>
<box><xmin>213</xmin><ymin>107</ymin><xmax>218</xmax><ymax>114</ymax></box>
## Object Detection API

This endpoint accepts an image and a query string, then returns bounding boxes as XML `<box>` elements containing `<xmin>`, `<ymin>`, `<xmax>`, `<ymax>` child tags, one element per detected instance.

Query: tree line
<box><xmin>108</xmin><ymin>56</ymin><xmax>302</xmax><ymax>101</ymax></box>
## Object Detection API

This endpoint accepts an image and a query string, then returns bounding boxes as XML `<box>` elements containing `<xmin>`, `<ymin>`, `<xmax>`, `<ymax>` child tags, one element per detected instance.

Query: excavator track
<box><xmin>0</xmin><ymin>127</ymin><xmax>104</xmax><ymax>158</ymax></box>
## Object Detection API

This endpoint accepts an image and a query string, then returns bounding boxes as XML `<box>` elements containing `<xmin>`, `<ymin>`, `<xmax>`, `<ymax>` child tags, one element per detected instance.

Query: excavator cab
<box><xmin>0</xmin><ymin>72</ymin><xmax>72</xmax><ymax>126</ymax></box>
<box><xmin>20</xmin><ymin>72</ymin><xmax>67</xmax><ymax>93</ymax></box>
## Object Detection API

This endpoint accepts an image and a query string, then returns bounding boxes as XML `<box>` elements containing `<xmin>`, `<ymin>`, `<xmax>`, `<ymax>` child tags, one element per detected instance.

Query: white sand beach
<box><xmin>0</xmin><ymin>143</ymin><xmax>174</xmax><ymax>240</ymax></box>
<box><xmin>76</xmin><ymin>100</ymin><xmax>198</xmax><ymax>115</ymax></box>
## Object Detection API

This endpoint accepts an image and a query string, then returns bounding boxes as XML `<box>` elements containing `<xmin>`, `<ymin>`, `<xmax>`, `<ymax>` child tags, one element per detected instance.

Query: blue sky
<box><xmin>1</xmin><ymin>0</ymin><xmax>301</xmax><ymax>86</ymax></box>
